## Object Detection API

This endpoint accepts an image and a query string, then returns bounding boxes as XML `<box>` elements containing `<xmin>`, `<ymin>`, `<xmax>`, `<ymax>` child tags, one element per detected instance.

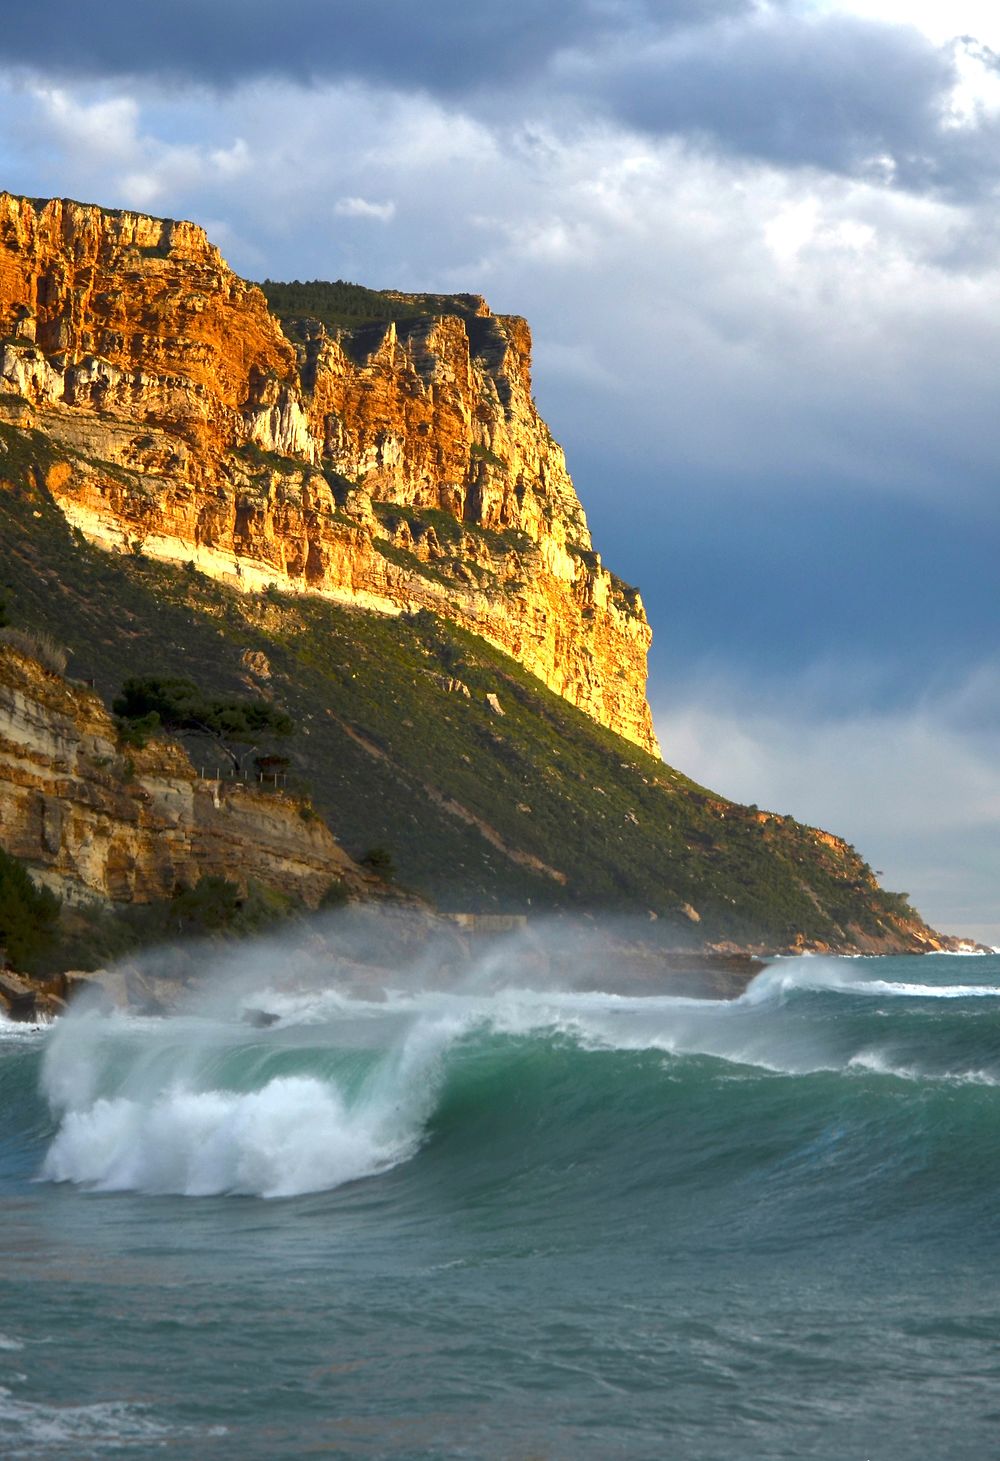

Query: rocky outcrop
<box><xmin>0</xmin><ymin>193</ymin><xmax>658</xmax><ymax>753</ymax></box>
<box><xmin>0</xmin><ymin>644</ymin><xmax>367</xmax><ymax>906</ymax></box>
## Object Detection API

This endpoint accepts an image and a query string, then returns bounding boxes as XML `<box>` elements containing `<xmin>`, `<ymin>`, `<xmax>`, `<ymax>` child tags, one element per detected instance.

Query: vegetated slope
<box><xmin>0</xmin><ymin>426</ymin><xmax>942</xmax><ymax>954</ymax></box>
<box><xmin>258</xmin><ymin>279</ymin><xmax>487</xmax><ymax>334</ymax></box>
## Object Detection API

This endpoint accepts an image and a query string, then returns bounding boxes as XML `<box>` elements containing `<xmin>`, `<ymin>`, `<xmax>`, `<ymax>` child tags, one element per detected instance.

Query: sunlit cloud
<box><xmin>815</xmin><ymin>0</ymin><xmax>1000</xmax><ymax>50</ymax></box>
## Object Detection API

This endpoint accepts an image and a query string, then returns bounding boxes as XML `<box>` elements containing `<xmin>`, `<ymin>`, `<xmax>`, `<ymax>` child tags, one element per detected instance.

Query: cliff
<box><xmin>0</xmin><ymin>191</ymin><xmax>961</xmax><ymax>959</ymax></box>
<box><xmin>0</xmin><ymin>193</ymin><xmax>657</xmax><ymax>753</ymax></box>
<box><xmin>0</xmin><ymin>468</ymin><xmax>955</xmax><ymax>956</ymax></box>
<box><xmin>0</xmin><ymin>642</ymin><xmax>369</xmax><ymax>908</ymax></box>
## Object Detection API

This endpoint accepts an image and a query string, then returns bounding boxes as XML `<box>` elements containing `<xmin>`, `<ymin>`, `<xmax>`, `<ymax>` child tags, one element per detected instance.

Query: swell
<box><xmin>0</xmin><ymin>1036</ymin><xmax>55</xmax><ymax>1181</ymax></box>
<box><xmin>3</xmin><ymin>953</ymin><xmax>995</xmax><ymax>1205</ymax></box>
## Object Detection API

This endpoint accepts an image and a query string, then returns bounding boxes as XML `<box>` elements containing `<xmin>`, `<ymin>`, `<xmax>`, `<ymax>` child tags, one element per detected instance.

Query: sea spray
<box><xmin>35</xmin><ymin>948</ymin><xmax>1000</xmax><ymax>1198</ymax></box>
<box><xmin>39</xmin><ymin>1002</ymin><xmax>470</xmax><ymax>1198</ymax></box>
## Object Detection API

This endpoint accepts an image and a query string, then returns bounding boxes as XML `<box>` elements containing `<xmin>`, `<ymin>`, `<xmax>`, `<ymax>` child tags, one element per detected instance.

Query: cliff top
<box><xmin>0</xmin><ymin>191</ymin><xmax>501</xmax><ymax>334</ymax></box>
<box><xmin>258</xmin><ymin>279</ymin><xmax>497</xmax><ymax>336</ymax></box>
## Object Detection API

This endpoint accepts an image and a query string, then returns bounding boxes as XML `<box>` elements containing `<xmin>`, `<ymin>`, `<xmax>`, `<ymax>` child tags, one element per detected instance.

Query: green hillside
<box><xmin>0</xmin><ymin>420</ymin><xmax>926</xmax><ymax>951</ymax></box>
<box><xmin>258</xmin><ymin>279</ymin><xmax>485</xmax><ymax>336</ymax></box>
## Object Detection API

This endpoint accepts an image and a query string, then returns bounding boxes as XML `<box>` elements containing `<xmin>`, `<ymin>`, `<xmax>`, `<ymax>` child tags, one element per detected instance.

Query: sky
<box><xmin>1</xmin><ymin>1</ymin><xmax>997</xmax><ymax>941</ymax></box>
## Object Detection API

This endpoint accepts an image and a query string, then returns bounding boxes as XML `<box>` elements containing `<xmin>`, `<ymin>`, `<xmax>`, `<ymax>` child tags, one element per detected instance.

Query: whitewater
<box><xmin>1</xmin><ymin>947</ymin><xmax>999</xmax><ymax>1458</ymax></box>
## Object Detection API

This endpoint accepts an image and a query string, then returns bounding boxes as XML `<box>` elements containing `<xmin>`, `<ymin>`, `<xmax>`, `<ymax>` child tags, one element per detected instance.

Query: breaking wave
<box><xmin>28</xmin><ymin>952</ymin><xmax>1000</xmax><ymax>1200</ymax></box>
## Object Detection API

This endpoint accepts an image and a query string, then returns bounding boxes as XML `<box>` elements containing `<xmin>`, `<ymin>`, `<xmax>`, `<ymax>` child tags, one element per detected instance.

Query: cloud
<box><xmin>334</xmin><ymin>196</ymin><xmax>396</xmax><ymax>223</ymax></box>
<box><xmin>561</xmin><ymin>11</ymin><xmax>951</xmax><ymax>179</ymax></box>
<box><xmin>8</xmin><ymin>72</ymin><xmax>1000</xmax><ymax>511</ymax></box>
<box><xmin>821</xmin><ymin>0</ymin><xmax>1000</xmax><ymax>51</ymax></box>
<box><xmin>940</xmin><ymin>38</ymin><xmax>1000</xmax><ymax>132</ymax></box>
<box><xmin>543</xmin><ymin>8</ymin><xmax>1000</xmax><ymax>208</ymax></box>
<box><xmin>652</xmin><ymin>664</ymin><xmax>1000</xmax><ymax>945</ymax></box>
<box><xmin>0</xmin><ymin>1</ymin><xmax>750</xmax><ymax>92</ymax></box>
<box><xmin>9</xmin><ymin>3</ymin><xmax>1000</xmax><ymax>211</ymax></box>
<box><xmin>7</xmin><ymin>81</ymin><xmax>252</xmax><ymax>211</ymax></box>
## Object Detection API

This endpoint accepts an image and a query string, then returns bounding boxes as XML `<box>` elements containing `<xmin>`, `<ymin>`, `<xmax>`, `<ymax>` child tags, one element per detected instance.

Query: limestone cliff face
<box><xmin>0</xmin><ymin>193</ymin><xmax>658</xmax><ymax>753</ymax></box>
<box><xmin>0</xmin><ymin>644</ymin><xmax>367</xmax><ymax>906</ymax></box>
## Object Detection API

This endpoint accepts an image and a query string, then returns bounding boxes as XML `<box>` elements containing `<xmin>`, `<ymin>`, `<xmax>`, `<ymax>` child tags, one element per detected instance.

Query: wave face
<box><xmin>32</xmin><ymin>952</ymin><xmax>1000</xmax><ymax>1199</ymax></box>
<box><xmin>2</xmin><ymin>951</ymin><xmax>1000</xmax><ymax>1459</ymax></box>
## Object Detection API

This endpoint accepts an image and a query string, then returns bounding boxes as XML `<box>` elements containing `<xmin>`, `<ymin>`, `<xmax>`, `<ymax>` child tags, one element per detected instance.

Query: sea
<box><xmin>1</xmin><ymin>946</ymin><xmax>999</xmax><ymax>1459</ymax></box>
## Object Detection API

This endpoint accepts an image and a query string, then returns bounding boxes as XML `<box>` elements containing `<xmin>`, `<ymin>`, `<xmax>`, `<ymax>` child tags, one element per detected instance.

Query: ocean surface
<box><xmin>1</xmin><ymin>948</ymin><xmax>999</xmax><ymax>1459</ymax></box>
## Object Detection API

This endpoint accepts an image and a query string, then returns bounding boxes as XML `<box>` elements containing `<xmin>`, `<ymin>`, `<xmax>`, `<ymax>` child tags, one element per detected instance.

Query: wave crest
<box><xmin>35</xmin><ymin>951</ymin><xmax>1000</xmax><ymax>1199</ymax></box>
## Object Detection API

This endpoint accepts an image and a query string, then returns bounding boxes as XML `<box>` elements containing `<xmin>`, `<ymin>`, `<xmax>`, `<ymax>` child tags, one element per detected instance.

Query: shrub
<box><xmin>0</xmin><ymin>846</ymin><xmax>61</xmax><ymax>973</ymax></box>
<box><xmin>115</xmin><ymin>711</ymin><xmax>160</xmax><ymax>749</ymax></box>
<box><xmin>469</xmin><ymin>442</ymin><xmax>506</xmax><ymax>470</ymax></box>
<box><xmin>318</xmin><ymin>877</ymin><xmax>349</xmax><ymax>910</ymax></box>
<box><xmin>114</xmin><ymin>675</ymin><xmax>293</xmax><ymax>771</ymax></box>
<box><xmin>236</xmin><ymin>881</ymin><xmax>294</xmax><ymax>932</ymax></box>
<box><xmin>169</xmin><ymin>876</ymin><xmax>297</xmax><ymax>937</ymax></box>
<box><xmin>0</xmin><ymin>626</ymin><xmax>68</xmax><ymax>675</ymax></box>
<box><xmin>170</xmin><ymin>876</ymin><xmax>242</xmax><ymax>933</ymax></box>
<box><xmin>361</xmin><ymin>846</ymin><xmax>395</xmax><ymax>880</ymax></box>
<box><xmin>258</xmin><ymin>278</ymin><xmax>483</xmax><ymax>334</ymax></box>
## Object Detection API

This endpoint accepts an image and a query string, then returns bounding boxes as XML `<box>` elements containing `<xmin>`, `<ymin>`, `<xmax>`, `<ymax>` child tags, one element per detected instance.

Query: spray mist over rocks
<box><xmin>27</xmin><ymin>908</ymin><xmax>1000</xmax><ymax>1201</ymax></box>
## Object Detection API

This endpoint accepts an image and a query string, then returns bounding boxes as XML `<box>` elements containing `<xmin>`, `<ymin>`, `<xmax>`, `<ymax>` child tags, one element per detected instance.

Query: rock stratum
<box><xmin>0</xmin><ymin>644</ymin><xmax>368</xmax><ymax>909</ymax></box>
<box><xmin>0</xmin><ymin>192</ymin><xmax>657</xmax><ymax>753</ymax></box>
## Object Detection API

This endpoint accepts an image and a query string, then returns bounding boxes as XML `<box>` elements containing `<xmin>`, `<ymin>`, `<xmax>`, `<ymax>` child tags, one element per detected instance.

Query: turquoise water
<box><xmin>1</xmin><ymin>950</ymin><xmax>1000</xmax><ymax>1458</ymax></box>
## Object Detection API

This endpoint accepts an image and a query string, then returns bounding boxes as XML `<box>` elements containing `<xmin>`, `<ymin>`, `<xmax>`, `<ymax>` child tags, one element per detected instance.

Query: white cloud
<box><xmin>940</xmin><ymin>38</ymin><xmax>1000</xmax><ymax>131</ymax></box>
<box><xmin>653</xmin><ymin>666</ymin><xmax>1000</xmax><ymax>944</ymax></box>
<box><xmin>334</xmin><ymin>195</ymin><xmax>396</xmax><ymax>222</ymax></box>
<box><xmin>813</xmin><ymin>1</ymin><xmax>1000</xmax><ymax>137</ymax></box>
<box><xmin>118</xmin><ymin>171</ymin><xmax>163</xmax><ymax>208</ymax></box>
<box><xmin>815</xmin><ymin>0</ymin><xmax>1000</xmax><ymax>51</ymax></box>
<box><xmin>16</xmin><ymin>82</ymin><xmax>252</xmax><ymax>215</ymax></box>
<box><xmin>28</xmin><ymin>85</ymin><xmax>141</xmax><ymax>163</ymax></box>
<box><xmin>207</xmin><ymin>138</ymin><xmax>252</xmax><ymax>178</ymax></box>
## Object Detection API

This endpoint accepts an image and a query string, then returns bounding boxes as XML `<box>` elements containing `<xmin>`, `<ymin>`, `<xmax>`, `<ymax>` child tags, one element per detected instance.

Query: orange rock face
<box><xmin>0</xmin><ymin>193</ymin><xmax>300</xmax><ymax>454</ymax></box>
<box><xmin>0</xmin><ymin>192</ymin><xmax>660</xmax><ymax>754</ymax></box>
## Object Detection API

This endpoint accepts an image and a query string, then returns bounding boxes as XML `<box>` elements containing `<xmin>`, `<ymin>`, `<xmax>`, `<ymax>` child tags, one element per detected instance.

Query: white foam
<box><xmin>0</xmin><ymin>1386</ymin><xmax>167</xmax><ymax>1457</ymax></box>
<box><xmin>852</xmin><ymin>979</ymin><xmax>1000</xmax><ymax>999</ymax></box>
<box><xmin>40</xmin><ymin>1001</ymin><xmax>463</xmax><ymax>1199</ymax></box>
<box><xmin>42</xmin><ymin>1076</ymin><xmax>417</xmax><ymax>1198</ymax></box>
<box><xmin>847</xmin><ymin>1049</ymin><xmax>922</xmax><ymax>1081</ymax></box>
<box><xmin>848</xmin><ymin>1049</ymin><xmax>1000</xmax><ymax>1086</ymax></box>
<box><xmin>738</xmin><ymin>960</ymin><xmax>1000</xmax><ymax>1003</ymax></box>
<box><xmin>0</xmin><ymin>1018</ymin><xmax>48</xmax><ymax>1042</ymax></box>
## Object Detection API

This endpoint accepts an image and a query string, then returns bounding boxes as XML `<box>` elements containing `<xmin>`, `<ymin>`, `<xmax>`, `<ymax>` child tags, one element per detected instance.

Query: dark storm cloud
<box><xmin>0</xmin><ymin>0</ymin><xmax>752</xmax><ymax>91</ymax></box>
<box><xmin>571</xmin><ymin>14</ymin><xmax>957</xmax><ymax>185</ymax></box>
